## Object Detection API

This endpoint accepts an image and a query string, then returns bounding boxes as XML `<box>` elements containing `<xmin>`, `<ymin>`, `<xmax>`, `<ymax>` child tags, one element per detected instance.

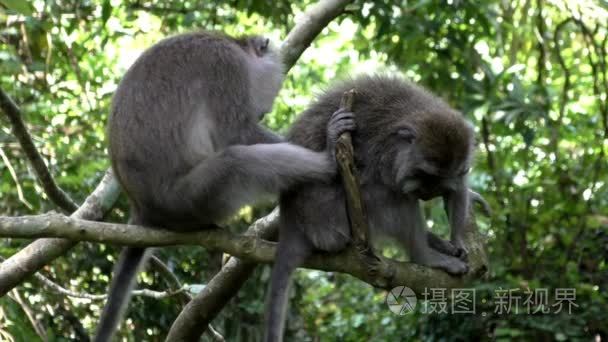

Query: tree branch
<box><xmin>166</xmin><ymin>210</ymin><xmax>280</xmax><ymax>341</ymax></box>
<box><xmin>0</xmin><ymin>212</ymin><xmax>488</xmax><ymax>294</ymax></box>
<box><xmin>280</xmin><ymin>0</ymin><xmax>352</xmax><ymax>68</ymax></box>
<box><xmin>35</xmin><ymin>269</ymin><xmax>188</xmax><ymax>300</ymax></box>
<box><xmin>0</xmin><ymin>87</ymin><xmax>78</xmax><ymax>212</ymax></box>
<box><xmin>0</xmin><ymin>169</ymin><xmax>120</xmax><ymax>296</ymax></box>
<box><xmin>149</xmin><ymin>256</ymin><xmax>225</xmax><ymax>342</ymax></box>
<box><xmin>335</xmin><ymin>90</ymin><xmax>373</xmax><ymax>253</ymax></box>
<box><xmin>8</xmin><ymin>289</ymin><xmax>47</xmax><ymax>340</ymax></box>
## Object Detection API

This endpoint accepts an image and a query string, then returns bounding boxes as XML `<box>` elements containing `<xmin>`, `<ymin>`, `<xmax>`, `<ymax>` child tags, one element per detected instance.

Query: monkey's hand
<box><xmin>326</xmin><ymin>108</ymin><xmax>356</xmax><ymax>161</ymax></box>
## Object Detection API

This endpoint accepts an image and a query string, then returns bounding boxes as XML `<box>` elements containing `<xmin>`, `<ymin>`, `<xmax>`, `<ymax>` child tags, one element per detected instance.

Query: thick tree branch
<box><xmin>0</xmin><ymin>87</ymin><xmax>78</xmax><ymax>212</ymax></box>
<box><xmin>0</xmin><ymin>212</ymin><xmax>488</xmax><ymax>295</ymax></box>
<box><xmin>0</xmin><ymin>169</ymin><xmax>120</xmax><ymax>296</ymax></box>
<box><xmin>0</xmin><ymin>213</ymin><xmax>276</xmax><ymax>262</ymax></box>
<box><xmin>149</xmin><ymin>256</ymin><xmax>225</xmax><ymax>342</ymax></box>
<box><xmin>280</xmin><ymin>0</ymin><xmax>352</xmax><ymax>68</ymax></box>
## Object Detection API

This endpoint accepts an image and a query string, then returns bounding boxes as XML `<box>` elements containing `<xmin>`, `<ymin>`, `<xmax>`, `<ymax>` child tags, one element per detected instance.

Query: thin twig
<box><xmin>148</xmin><ymin>256</ymin><xmax>226</xmax><ymax>341</ymax></box>
<box><xmin>0</xmin><ymin>146</ymin><xmax>33</xmax><ymax>209</ymax></box>
<box><xmin>8</xmin><ymin>289</ymin><xmax>47</xmax><ymax>340</ymax></box>
<box><xmin>0</xmin><ymin>87</ymin><xmax>78</xmax><ymax>212</ymax></box>
<box><xmin>0</xmin><ymin>255</ymin><xmax>187</xmax><ymax>300</ymax></box>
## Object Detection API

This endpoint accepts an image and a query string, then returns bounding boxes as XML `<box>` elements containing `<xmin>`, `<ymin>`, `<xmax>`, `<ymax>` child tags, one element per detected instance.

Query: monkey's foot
<box><xmin>427</xmin><ymin>233</ymin><xmax>468</xmax><ymax>262</ymax></box>
<box><xmin>451</xmin><ymin>238</ymin><xmax>469</xmax><ymax>262</ymax></box>
<box><xmin>355</xmin><ymin>246</ymin><xmax>382</xmax><ymax>277</ymax></box>
<box><xmin>415</xmin><ymin>250</ymin><xmax>469</xmax><ymax>276</ymax></box>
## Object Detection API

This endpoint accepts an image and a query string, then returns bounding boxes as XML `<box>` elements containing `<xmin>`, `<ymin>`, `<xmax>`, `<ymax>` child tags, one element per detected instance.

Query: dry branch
<box><xmin>335</xmin><ymin>90</ymin><xmax>374</xmax><ymax>254</ymax></box>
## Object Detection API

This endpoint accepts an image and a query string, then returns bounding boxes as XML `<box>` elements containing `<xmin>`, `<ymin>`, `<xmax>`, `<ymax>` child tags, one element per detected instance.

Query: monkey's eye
<box><xmin>458</xmin><ymin>168</ymin><xmax>471</xmax><ymax>176</ymax></box>
<box><xmin>256</xmin><ymin>38</ymin><xmax>270</xmax><ymax>56</ymax></box>
<box><xmin>261</xmin><ymin>38</ymin><xmax>269</xmax><ymax>51</ymax></box>
<box><xmin>396</xmin><ymin>127</ymin><xmax>416</xmax><ymax>143</ymax></box>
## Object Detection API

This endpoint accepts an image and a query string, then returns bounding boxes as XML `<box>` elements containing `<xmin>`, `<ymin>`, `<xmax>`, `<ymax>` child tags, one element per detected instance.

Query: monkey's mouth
<box><xmin>416</xmin><ymin>192</ymin><xmax>433</xmax><ymax>201</ymax></box>
<box><xmin>413</xmin><ymin>188</ymin><xmax>444</xmax><ymax>201</ymax></box>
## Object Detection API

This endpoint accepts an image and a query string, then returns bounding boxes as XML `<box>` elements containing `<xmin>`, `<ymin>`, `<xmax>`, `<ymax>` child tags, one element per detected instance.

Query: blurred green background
<box><xmin>0</xmin><ymin>0</ymin><xmax>607</xmax><ymax>341</ymax></box>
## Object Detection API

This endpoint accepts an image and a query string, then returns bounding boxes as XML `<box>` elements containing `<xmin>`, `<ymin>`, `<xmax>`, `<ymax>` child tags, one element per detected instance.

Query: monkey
<box><xmin>264</xmin><ymin>74</ymin><xmax>478</xmax><ymax>341</ymax></box>
<box><xmin>95</xmin><ymin>31</ymin><xmax>355</xmax><ymax>342</ymax></box>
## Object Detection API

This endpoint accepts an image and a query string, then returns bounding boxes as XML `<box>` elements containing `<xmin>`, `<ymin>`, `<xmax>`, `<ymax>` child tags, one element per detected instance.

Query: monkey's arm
<box><xmin>246</xmin><ymin>125</ymin><xmax>285</xmax><ymax>144</ymax></box>
<box><xmin>367</xmin><ymin>194</ymin><xmax>468</xmax><ymax>275</ymax></box>
<box><xmin>174</xmin><ymin>143</ymin><xmax>335</xmax><ymax>222</ymax></box>
<box><xmin>395</xmin><ymin>199</ymin><xmax>469</xmax><ymax>275</ymax></box>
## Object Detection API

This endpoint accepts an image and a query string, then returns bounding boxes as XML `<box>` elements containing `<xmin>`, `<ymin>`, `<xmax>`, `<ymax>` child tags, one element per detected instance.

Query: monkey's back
<box><xmin>288</xmin><ymin>74</ymin><xmax>472</xmax><ymax>175</ymax></box>
<box><xmin>108</xmin><ymin>32</ymin><xmax>252</xmax><ymax>223</ymax></box>
<box><xmin>289</xmin><ymin>75</ymin><xmax>464</xmax><ymax>144</ymax></box>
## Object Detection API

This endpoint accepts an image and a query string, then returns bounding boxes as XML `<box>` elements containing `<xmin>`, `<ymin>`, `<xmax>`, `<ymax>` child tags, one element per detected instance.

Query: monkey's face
<box><xmin>244</xmin><ymin>36</ymin><xmax>284</xmax><ymax>119</ymax></box>
<box><xmin>392</xmin><ymin>147</ymin><xmax>470</xmax><ymax>200</ymax></box>
<box><xmin>383</xmin><ymin>119</ymin><xmax>473</xmax><ymax>201</ymax></box>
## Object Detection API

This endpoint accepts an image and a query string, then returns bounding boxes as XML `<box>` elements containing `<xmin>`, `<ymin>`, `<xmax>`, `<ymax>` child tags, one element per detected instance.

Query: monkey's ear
<box><xmin>397</xmin><ymin>125</ymin><xmax>416</xmax><ymax>144</ymax></box>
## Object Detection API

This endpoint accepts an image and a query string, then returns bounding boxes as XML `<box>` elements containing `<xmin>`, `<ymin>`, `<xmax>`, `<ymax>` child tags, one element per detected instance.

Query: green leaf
<box><xmin>0</xmin><ymin>0</ymin><xmax>34</xmax><ymax>15</ymax></box>
<box><xmin>101</xmin><ymin>0</ymin><xmax>112</xmax><ymax>25</ymax></box>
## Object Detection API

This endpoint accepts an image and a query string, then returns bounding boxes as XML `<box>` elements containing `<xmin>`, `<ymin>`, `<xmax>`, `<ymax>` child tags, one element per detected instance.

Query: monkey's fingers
<box><xmin>454</xmin><ymin>247</ymin><xmax>469</xmax><ymax>262</ymax></box>
<box><xmin>329</xmin><ymin>109</ymin><xmax>355</xmax><ymax>123</ymax></box>
<box><xmin>327</xmin><ymin>110</ymin><xmax>356</xmax><ymax>140</ymax></box>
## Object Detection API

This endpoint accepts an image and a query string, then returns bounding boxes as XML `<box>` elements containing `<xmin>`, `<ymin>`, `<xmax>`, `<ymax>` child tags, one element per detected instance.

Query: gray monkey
<box><xmin>265</xmin><ymin>74</ymin><xmax>477</xmax><ymax>341</ymax></box>
<box><xmin>96</xmin><ymin>31</ymin><xmax>355</xmax><ymax>342</ymax></box>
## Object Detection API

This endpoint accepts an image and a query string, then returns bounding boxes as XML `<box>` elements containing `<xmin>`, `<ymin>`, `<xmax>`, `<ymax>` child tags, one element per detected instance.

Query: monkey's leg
<box><xmin>264</xmin><ymin>226</ymin><xmax>313</xmax><ymax>342</ymax></box>
<box><xmin>94</xmin><ymin>247</ymin><xmax>152</xmax><ymax>342</ymax></box>
<box><xmin>426</xmin><ymin>231</ymin><xmax>463</xmax><ymax>258</ymax></box>
<box><xmin>443</xmin><ymin>188</ymin><xmax>470</xmax><ymax>256</ymax></box>
<box><xmin>401</xmin><ymin>200</ymin><xmax>469</xmax><ymax>275</ymax></box>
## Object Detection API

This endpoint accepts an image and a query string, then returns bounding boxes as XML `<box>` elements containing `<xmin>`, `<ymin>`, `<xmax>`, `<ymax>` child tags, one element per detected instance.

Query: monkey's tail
<box><xmin>264</xmin><ymin>227</ymin><xmax>313</xmax><ymax>342</ymax></box>
<box><xmin>94</xmin><ymin>247</ymin><xmax>150</xmax><ymax>342</ymax></box>
<box><xmin>264</xmin><ymin>261</ymin><xmax>295</xmax><ymax>342</ymax></box>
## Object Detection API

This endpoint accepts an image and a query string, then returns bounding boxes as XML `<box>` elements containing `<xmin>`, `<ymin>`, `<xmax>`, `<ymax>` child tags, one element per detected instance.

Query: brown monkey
<box><xmin>265</xmin><ymin>74</ymin><xmax>476</xmax><ymax>341</ymax></box>
<box><xmin>96</xmin><ymin>31</ymin><xmax>355</xmax><ymax>342</ymax></box>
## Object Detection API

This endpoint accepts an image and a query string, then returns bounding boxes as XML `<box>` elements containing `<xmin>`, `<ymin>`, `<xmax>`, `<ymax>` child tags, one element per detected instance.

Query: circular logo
<box><xmin>386</xmin><ymin>286</ymin><xmax>417</xmax><ymax>315</ymax></box>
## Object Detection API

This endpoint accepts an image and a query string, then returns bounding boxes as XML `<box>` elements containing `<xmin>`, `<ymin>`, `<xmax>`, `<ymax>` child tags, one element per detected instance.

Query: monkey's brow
<box><xmin>419</xmin><ymin>162</ymin><xmax>440</xmax><ymax>175</ymax></box>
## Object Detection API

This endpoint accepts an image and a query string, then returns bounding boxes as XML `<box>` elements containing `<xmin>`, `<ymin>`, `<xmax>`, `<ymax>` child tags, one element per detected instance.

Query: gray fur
<box><xmin>97</xmin><ymin>31</ymin><xmax>354</xmax><ymax>342</ymax></box>
<box><xmin>265</xmin><ymin>74</ymin><xmax>476</xmax><ymax>341</ymax></box>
